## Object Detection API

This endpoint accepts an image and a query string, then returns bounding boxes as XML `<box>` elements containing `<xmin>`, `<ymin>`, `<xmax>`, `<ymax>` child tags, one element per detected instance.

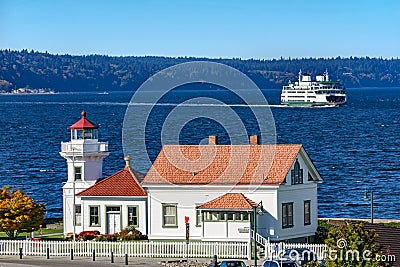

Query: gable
<box><xmin>283</xmin><ymin>147</ymin><xmax>323</xmax><ymax>184</ymax></box>
<box><xmin>196</xmin><ymin>193</ymin><xmax>258</xmax><ymax>210</ymax></box>
<box><xmin>297</xmin><ymin>147</ymin><xmax>323</xmax><ymax>182</ymax></box>
<box><xmin>77</xmin><ymin>168</ymin><xmax>147</xmax><ymax>197</ymax></box>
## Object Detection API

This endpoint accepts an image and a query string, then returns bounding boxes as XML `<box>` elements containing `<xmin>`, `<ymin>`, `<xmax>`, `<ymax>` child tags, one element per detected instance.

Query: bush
<box><xmin>314</xmin><ymin>220</ymin><xmax>337</xmax><ymax>244</ymax></box>
<box><xmin>76</xmin><ymin>230</ymin><xmax>100</xmax><ymax>241</ymax></box>
<box><xmin>95</xmin><ymin>233</ymin><xmax>119</xmax><ymax>242</ymax></box>
<box><xmin>94</xmin><ymin>226</ymin><xmax>148</xmax><ymax>242</ymax></box>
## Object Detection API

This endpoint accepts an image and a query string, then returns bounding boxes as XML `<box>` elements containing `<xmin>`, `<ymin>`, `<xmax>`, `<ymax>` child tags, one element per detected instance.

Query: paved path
<box><xmin>35</xmin><ymin>233</ymin><xmax>63</xmax><ymax>237</ymax></box>
<box><xmin>0</xmin><ymin>255</ymin><xmax>169</xmax><ymax>267</ymax></box>
<box><xmin>0</xmin><ymin>255</ymin><xmax>258</xmax><ymax>267</ymax></box>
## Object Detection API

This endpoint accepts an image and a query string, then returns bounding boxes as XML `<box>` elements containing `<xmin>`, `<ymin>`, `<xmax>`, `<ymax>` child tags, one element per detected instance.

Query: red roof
<box><xmin>196</xmin><ymin>193</ymin><xmax>259</xmax><ymax>210</ymax></box>
<box><xmin>77</xmin><ymin>166</ymin><xmax>147</xmax><ymax>197</ymax></box>
<box><xmin>142</xmin><ymin>144</ymin><xmax>304</xmax><ymax>185</ymax></box>
<box><xmin>70</xmin><ymin>111</ymin><xmax>98</xmax><ymax>130</ymax></box>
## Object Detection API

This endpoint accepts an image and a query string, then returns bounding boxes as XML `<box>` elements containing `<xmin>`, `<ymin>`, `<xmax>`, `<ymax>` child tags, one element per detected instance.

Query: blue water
<box><xmin>0</xmin><ymin>88</ymin><xmax>399</xmax><ymax>219</ymax></box>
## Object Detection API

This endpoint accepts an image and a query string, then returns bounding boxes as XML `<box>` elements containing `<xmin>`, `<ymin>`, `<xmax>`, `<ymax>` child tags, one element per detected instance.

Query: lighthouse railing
<box><xmin>61</xmin><ymin>142</ymin><xmax>108</xmax><ymax>153</ymax></box>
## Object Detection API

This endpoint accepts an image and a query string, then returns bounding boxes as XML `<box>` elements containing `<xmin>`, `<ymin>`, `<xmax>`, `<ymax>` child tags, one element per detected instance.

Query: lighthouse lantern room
<box><xmin>60</xmin><ymin>111</ymin><xmax>109</xmax><ymax>236</ymax></box>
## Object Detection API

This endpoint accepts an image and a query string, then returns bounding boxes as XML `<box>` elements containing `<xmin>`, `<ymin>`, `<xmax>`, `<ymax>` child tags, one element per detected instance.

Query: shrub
<box><xmin>94</xmin><ymin>226</ymin><xmax>148</xmax><ymax>242</ymax></box>
<box><xmin>76</xmin><ymin>230</ymin><xmax>100</xmax><ymax>241</ymax></box>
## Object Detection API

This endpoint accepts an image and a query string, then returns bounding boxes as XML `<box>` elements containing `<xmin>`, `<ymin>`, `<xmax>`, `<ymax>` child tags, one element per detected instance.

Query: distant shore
<box><xmin>320</xmin><ymin>217</ymin><xmax>400</xmax><ymax>224</ymax></box>
<box><xmin>0</xmin><ymin>88</ymin><xmax>56</xmax><ymax>94</ymax></box>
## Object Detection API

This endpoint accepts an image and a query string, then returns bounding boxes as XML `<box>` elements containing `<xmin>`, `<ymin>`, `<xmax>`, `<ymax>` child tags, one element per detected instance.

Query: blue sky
<box><xmin>0</xmin><ymin>0</ymin><xmax>399</xmax><ymax>59</ymax></box>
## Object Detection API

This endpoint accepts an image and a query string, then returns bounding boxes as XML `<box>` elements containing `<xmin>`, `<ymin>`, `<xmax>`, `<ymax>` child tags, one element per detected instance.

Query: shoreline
<box><xmin>319</xmin><ymin>217</ymin><xmax>400</xmax><ymax>224</ymax></box>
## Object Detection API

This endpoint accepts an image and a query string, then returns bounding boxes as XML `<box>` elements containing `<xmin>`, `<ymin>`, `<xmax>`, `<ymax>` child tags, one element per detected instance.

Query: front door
<box><xmin>107</xmin><ymin>213</ymin><xmax>121</xmax><ymax>234</ymax></box>
<box><xmin>106</xmin><ymin>206</ymin><xmax>121</xmax><ymax>234</ymax></box>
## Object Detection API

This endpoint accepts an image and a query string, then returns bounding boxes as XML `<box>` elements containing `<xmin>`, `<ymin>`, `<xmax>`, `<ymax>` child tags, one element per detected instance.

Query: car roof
<box><xmin>286</xmin><ymin>248</ymin><xmax>311</xmax><ymax>251</ymax></box>
<box><xmin>264</xmin><ymin>259</ymin><xmax>296</xmax><ymax>263</ymax></box>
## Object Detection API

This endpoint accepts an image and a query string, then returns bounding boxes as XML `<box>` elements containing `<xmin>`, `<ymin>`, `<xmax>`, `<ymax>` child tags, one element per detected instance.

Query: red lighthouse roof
<box><xmin>70</xmin><ymin>111</ymin><xmax>98</xmax><ymax>130</ymax></box>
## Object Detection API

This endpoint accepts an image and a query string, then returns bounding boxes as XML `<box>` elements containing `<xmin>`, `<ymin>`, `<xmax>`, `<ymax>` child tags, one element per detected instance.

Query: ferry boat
<box><xmin>281</xmin><ymin>70</ymin><xmax>346</xmax><ymax>107</ymax></box>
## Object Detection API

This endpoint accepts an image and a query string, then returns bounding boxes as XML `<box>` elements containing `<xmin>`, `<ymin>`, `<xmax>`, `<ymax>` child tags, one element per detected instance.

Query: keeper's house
<box><xmin>61</xmin><ymin>112</ymin><xmax>323</xmax><ymax>243</ymax></box>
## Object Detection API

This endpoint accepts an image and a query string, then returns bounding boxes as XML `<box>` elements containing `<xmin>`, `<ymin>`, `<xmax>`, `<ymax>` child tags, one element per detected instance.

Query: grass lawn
<box><xmin>0</xmin><ymin>228</ymin><xmax>64</xmax><ymax>240</ymax></box>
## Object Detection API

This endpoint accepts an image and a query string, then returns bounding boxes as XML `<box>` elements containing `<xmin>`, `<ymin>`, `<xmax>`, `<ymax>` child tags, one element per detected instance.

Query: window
<box><xmin>211</xmin><ymin>212</ymin><xmax>219</xmax><ymax>221</ymax></box>
<box><xmin>89</xmin><ymin>206</ymin><xmax>100</xmax><ymax>226</ymax></box>
<box><xmin>203</xmin><ymin>211</ymin><xmax>222</xmax><ymax>222</ymax></box>
<box><xmin>304</xmin><ymin>200</ymin><xmax>311</xmax><ymax>225</ymax></box>
<box><xmin>162</xmin><ymin>204</ymin><xmax>177</xmax><ymax>227</ymax></box>
<box><xmin>307</xmin><ymin>171</ymin><xmax>314</xmax><ymax>181</ymax></box>
<box><xmin>128</xmin><ymin>206</ymin><xmax>138</xmax><ymax>226</ymax></box>
<box><xmin>106</xmin><ymin>206</ymin><xmax>120</xmax><ymax>212</ymax></box>
<box><xmin>74</xmin><ymin>204</ymin><xmax>81</xmax><ymax>226</ymax></box>
<box><xmin>74</xmin><ymin>166</ymin><xmax>82</xmax><ymax>181</ymax></box>
<box><xmin>195</xmin><ymin>206</ymin><xmax>202</xmax><ymax>227</ymax></box>
<box><xmin>282</xmin><ymin>203</ymin><xmax>294</xmax><ymax>228</ymax></box>
<box><xmin>291</xmin><ymin>159</ymin><xmax>303</xmax><ymax>185</ymax></box>
<box><xmin>202</xmin><ymin>211</ymin><xmax>250</xmax><ymax>222</ymax></box>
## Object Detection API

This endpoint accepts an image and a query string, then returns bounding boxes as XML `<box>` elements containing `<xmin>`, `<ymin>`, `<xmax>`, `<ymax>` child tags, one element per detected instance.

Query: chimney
<box><xmin>208</xmin><ymin>135</ymin><xmax>218</xmax><ymax>145</ymax></box>
<box><xmin>249</xmin><ymin>135</ymin><xmax>260</xmax><ymax>145</ymax></box>
<box><xmin>124</xmin><ymin>155</ymin><xmax>131</xmax><ymax>169</ymax></box>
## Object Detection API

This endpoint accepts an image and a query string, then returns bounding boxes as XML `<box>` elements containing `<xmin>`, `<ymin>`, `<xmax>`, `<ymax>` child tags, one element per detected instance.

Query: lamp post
<box><xmin>253</xmin><ymin>201</ymin><xmax>263</xmax><ymax>267</ymax></box>
<box><xmin>364</xmin><ymin>190</ymin><xmax>374</xmax><ymax>224</ymax></box>
<box><xmin>72</xmin><ymin>148</ymin><xmax>76</xmax><ymax>241</ymax></box>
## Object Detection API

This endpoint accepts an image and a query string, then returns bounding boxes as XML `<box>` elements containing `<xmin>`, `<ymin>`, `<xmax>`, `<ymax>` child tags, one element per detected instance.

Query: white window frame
<box><xmin>89</xmin><ymin>206</ymin><xmax>100</xmax><ymax>227</ymax></box>
<box><xmin>127</xmin><ymin>206</ymin><xmax>139</xmax><ymax>227</ymax></box>
<box><xmin>162</xmin><ymin>204</ymin><xmax>177</xmax><ymax>228</ymax></box>
<box><xmin>74</xmin><ymin>204</ymin><xmax>81</xmax><ymax>226</ymax></box>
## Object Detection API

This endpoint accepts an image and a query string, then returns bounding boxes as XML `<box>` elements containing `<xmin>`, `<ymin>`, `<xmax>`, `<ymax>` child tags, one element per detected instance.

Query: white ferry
<box><xmin>281</xmin><ymin>70</ymin><xmax>346</xmax><ymax>107</ymax></box>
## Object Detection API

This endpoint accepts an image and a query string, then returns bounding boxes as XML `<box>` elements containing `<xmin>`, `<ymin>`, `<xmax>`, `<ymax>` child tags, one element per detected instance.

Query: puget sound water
<box><xmin>0</xmin><ymin>87</ymin><xmax>399</xmax><ymax>219</ymax></box>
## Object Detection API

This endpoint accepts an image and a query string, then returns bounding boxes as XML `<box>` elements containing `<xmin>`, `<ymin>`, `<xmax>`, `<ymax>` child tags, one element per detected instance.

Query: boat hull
<box><xmin>281</xmin><ymin>101</ymin><xmax>346</xmax><ymax>107</ymax></box>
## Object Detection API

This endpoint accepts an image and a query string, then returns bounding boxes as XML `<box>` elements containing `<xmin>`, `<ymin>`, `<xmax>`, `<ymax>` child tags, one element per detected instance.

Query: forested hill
<box><xmin>1</xmin><ymin>50</ymin><xmax>399</xmax><ymax>92</ymax></box>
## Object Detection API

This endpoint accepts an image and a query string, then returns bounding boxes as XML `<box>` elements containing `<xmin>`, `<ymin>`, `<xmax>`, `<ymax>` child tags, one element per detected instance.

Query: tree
<box><xmin>0</xmin><ymin>80</ymin><xmax>12</xmax><ymax>91</ymax></box>
<box><xmin>0</xmin><ymin>186</ymin><xmax>45</xmax><ymax>239</ymax></box>
<box><xmin>305</xmin><ymin>222</ymin><xmax>393</xmax><ymax>267</ymax></box>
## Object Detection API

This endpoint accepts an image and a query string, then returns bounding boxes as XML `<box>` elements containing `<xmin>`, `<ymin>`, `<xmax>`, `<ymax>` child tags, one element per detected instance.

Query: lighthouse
<box><xmin>60</xmin><ymin>111</ymin><xmax>109</xmax><ymax>236</ymax></box>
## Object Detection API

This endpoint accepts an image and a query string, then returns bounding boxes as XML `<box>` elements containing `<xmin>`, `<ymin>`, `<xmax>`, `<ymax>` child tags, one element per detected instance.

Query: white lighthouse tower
<box><xmin>60</xmin><ymin>111</ymin><xmax>109</xmax><ymax>237</ymax></box>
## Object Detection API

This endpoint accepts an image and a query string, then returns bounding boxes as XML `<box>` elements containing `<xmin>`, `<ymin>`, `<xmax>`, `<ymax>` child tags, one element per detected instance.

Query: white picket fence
<box><xmin>0</xmin><ymin>240</ymin><xmax>248</xmax><ymax>258</ymax></box>
<box><xmin>0</xmin><ymin>240</ymin><xmax>328</xmax><ymax>260</ymax></box>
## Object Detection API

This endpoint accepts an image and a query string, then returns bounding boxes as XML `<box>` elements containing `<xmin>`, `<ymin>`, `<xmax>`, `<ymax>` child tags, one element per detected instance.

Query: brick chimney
<box><xmin>208</xmin><ymin>135</ymin><xmax>218</xmax><ymax>145</ymax></box>
<box><xmin>249</xmin><ymin>135</ymin><xmax>260</xmax><ymax>145</ymax></box>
